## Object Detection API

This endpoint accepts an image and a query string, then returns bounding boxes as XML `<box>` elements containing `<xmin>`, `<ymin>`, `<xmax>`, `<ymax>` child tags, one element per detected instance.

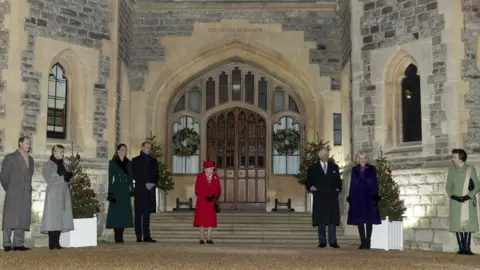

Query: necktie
<box><xmin>322</xmin><ymin>162</ymin><xmax>327</xmax><ymax>174</ymax></box>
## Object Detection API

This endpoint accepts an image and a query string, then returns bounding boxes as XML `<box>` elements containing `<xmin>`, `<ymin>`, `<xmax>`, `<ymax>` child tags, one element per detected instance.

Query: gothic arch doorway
<box><xmin>206</xmin><ymin>107</ymin><xmax>267</xmax><ymax>210</ymax></box>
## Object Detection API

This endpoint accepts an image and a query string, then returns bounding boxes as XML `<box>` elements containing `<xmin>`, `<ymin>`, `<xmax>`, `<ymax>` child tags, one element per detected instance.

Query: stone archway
<box><xmin>146</xmin><ymin>37</ymin><xmax>324</xmax><ymax>143</ymax></box>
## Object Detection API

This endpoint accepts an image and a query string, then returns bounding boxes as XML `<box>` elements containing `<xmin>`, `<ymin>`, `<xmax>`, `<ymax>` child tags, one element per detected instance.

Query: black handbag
<box><xmin>469</xmin><ymin>178</ymin><xmax>475</xmax><ymax>191</ymax></box>
<box><xmin>214</xmin><ymin>201</ymin><xmax>221</xmax><ymax>213</ymax></box>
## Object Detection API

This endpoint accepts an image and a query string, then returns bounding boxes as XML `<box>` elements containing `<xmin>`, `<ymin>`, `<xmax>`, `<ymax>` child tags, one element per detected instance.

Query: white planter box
<box><xmin>371</xmin><ymin>216</ymin><xmax>404</xmax><ymax>251</ymax></box>
<box><xmin>59</xmin><ymin>217</ymin><xmax>97</xmax><ymax>248</ymax></box>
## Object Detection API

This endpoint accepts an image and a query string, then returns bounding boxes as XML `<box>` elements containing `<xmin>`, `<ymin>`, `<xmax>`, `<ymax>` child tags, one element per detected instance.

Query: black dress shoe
<box><xmin>199</xmin><ymin>240</ymin><xmax>205</xmax><ymax>244</ymax></box>
<box><xmin>207</xmin><ymin>240</ymin><xmax>214</xmax><ymax>244</ymax></box>
<box><xmin>318</xmin><ymin>243</ymin><xmax>326</xmax><ymax>248</ymax></box>
<box><xmin>13</xmin><ymin>246</ymin><xmax>30</xmax><ymax>251</ymax></box>
<box><xmin>143</xmin><ymin>238</ymin><xmax>157</xmax><ymax>243</ymax></box>
<box><xmin>330</xmin><ymin>243</ymin><xmax>340</xmax><ymax>248</ymax></box>
<box><xmin>3</xmin><ymin>246</ymin><xmax>12</xmax><ymax>252</ymax></box>
<box><xmin>136</xmin><ymin>239</ymin><xmax>143</xmax><ymax>243</ymax></box>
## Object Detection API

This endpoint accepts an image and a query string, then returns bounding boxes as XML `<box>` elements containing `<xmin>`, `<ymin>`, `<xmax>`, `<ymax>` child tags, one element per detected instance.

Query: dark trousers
<box><xmin>357</xmin><ymin>223</ymin><xmax>373</xmax><ymax>248</ymax></box>
<box><xmin>357</xmin><ymin>223</ymin><xmax>373</xmax><ymax>240</ymax></box>
<box><xmin>135</xmin><ymin>211</ymin><xmax>151</xmax><ymax>240</ymax></box>
<box><xmin>317</xmin><ymin>224</ymin><xmax>337</xmax><ymax>244</ymax></box>
<box><xmin>47</xmin><ymin>231</ymin><xmax>61</xmax><ymax>250</ymax></box>
<box><xmin>113</xmin><ymin>228</ymin><xmax>125</xmax><ymax>243</ymax></box>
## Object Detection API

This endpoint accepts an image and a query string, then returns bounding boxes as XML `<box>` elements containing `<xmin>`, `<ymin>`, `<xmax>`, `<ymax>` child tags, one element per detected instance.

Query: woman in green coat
<box><xmin>446</xmin><ymin>148</ymin><xmax>480</xmax><ymax>255</ymax></box>
<box><xmin>106</xmin><ymin>144</ymin><xmax>134</xmax><ymax>243</ymax></box>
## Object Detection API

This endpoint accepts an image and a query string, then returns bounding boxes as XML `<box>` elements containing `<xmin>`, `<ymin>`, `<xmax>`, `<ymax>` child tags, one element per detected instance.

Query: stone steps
<box><xmin>119</xmin><ymin>212</ymin><xmax>359</xmax><ymax>247</ymax></box>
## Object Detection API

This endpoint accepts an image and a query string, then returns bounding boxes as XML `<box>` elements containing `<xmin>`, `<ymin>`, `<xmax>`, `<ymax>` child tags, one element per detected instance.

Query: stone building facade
<box><xmin>0</xmin><ymin>0</ymin><xmax>478</xmax><ymax>252</ymax></box>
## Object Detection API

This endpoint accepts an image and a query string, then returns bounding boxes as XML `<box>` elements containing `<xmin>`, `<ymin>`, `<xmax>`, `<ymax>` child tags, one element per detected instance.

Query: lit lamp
<box><xmin>405</xmin><ymin>89</ymin><xmax>412</xmax><ymax>99</ymax></box>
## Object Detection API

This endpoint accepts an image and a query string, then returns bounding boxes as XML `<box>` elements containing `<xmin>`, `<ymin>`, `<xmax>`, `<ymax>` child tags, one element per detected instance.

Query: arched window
<box><xmin>47</xmin><ymin>63</ymin><xmax>68</xmax><ymax>139</ymax></box>
<box><xmin>273</xmin><ymin>87</ymin><xmax>285</xmax><ymax>113</ymax></box>
<box><xmin>232</xmin><ymin>67</ymin><xmax>241</xmax><ymax>101</ymax></box>
<box><xmin>401</xmin><ymin>64</ymin><xmax>422</xmax><ymax>142</ymax></box>
<box><xmin>172</xmin><ymin>116</ymin><xmax>200</xmax><ymax>174</ymax></box>
<box><xmin>188</xmin><ymin>87</ymin><xmax>201</xmax><ymax>113</ymax></box>
<box><xmin>205</xmin><ymin>77</ymin><xmax>215</xmax><ymax>110</ymax></box>
<box><xmin>272</xmin><ymin>116</ymin><xmax>300</xmax><ymax>175</ymax></box>
<box><xmin>170</xmin><ymin>63</ymin><xmax>303</xmax><ymax>178</ymax></box>
<box><xmin>219</xmin><ymin>72</ymin><xmax>228</xmax><ymax>104</ymax></box>
<box><xmin>245</xmin><ymin>72</ymin><xmax>254</xmax><ymax>104</ymax></box>
<box><xmin>258</xmin><ymin>77</ymin><xmax>267</xmax><ymax>110</ymax></box>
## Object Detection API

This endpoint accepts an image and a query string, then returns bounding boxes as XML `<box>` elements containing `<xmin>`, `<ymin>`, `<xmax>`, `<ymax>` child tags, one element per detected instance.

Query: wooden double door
<box><xmin>206</xmin><ymin>107</ymin><xmax>267</xmax><ymax>210</ymax></box>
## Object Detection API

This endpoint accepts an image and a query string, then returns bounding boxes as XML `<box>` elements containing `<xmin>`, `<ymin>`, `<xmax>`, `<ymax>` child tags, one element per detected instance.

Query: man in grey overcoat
<box><xmin>0</xmin><ymin>136</ymin><xmax>34</xmax><ymax>252</ymax></box>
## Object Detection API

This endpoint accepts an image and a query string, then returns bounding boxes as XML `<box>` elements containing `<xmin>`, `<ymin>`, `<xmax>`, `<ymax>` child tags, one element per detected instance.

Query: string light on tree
<box><xmin>376</xmin><ymin>150</ymin><xmax>406</xmax><ymax>221</ymax></box>
<box><xmin>65</xmin><ymin>143</ymin><xmax>101</xmax><ymax>219</ymax></box>
<box><xmin>146</xmin><ymin>135</ymin><xmax>175</xmax><ymax>193</ymax></box>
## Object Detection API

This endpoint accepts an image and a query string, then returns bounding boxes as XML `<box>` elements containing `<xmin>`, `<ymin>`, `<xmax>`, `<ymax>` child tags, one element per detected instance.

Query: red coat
<box><xmin>193</xmin><ymin>172</ymin><xmax>221</xmax><ymax>227</ymax></box>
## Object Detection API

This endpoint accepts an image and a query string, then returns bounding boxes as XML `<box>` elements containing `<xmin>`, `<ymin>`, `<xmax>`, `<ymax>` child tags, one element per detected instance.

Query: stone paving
<box><xmin>0</xmin><ymin>243</ymin><xmax>480</xmax><ymax>269</ymax></box>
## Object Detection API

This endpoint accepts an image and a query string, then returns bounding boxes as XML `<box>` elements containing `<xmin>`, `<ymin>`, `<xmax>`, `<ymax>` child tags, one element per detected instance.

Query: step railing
<box><xmin>172</xmin><ymin>198</ymin><xmax>195</xmax><ymax>211</ymax></box>
<box><xmin>271</xmin><ymin>198</ymin><xmax>295</xmax><ymax>212</ymax></box>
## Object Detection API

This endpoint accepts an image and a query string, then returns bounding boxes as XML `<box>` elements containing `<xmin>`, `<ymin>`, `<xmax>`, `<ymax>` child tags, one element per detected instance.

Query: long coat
<box><xmin>446</xmin><ymin>163</ymin><xmax>480</xmax><ymax>232</ymax></box>
<box><xmin>40</xmin><ymin>160</ymin><xmax>74</xmax><ymax>233</ymax></box>
<box><xmin>132</xmin><ymin>153</ymin><xmax>159</xmax><ymax>214</ymax></box>
<box><xmin>106</xmin><ymin>158</ymin><xmax>134</xmax><ymax>229</ymax></box>
<box><xmin>306</xmin><ymin>161</ymin><xmax>342</xmax><ymax>226</ymax></box>
<box><xmin>0</xmin><ymin>150</ymin><xmax>34</xmax><ymax>231</ymax></box>
<box><xmin>347</xmin><ymin>165</ymin><xmax>381</xmax><ymax>225</ymax></box>
<box><xmin>193</xmin><ymin>172</ymin><xmax>221</xmax><ymax>228</ymax></box>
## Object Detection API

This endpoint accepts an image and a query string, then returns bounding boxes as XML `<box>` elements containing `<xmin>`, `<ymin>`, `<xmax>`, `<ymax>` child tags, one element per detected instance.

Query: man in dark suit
<box><xmin>131</xmin><ymin>142</ymin><xmax>159</xmax><ymax>243</ymax></box>
<box><xmin>305</xmin><ymin>146</ymin><xmax>342</xmax><ymax>248</ymax></box>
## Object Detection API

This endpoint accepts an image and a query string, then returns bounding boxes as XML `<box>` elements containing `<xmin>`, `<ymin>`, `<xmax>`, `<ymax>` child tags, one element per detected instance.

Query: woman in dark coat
<box><xmin>41</xmin><ymin>144</ymin><xmax>74</xmax><ymax>250</ymax></box>
<box><xmin>193</xmin><ymin>161</ymin><xmax>221</xmax><ymax>244</ymax></box>
<box><xmin>347</xmin><ymin>151</ymin><xmax>381</xmax><ymax>249</ymax></box>
<box><xmin>106</xmin><ymin>144</ymin><xmax>134</xmax><ymax>243</ymax></box>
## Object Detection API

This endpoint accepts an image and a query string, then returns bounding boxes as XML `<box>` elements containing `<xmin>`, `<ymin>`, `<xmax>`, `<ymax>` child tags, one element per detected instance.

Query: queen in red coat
<box><xmin>193</xmin><ymin>161</ymin><xmax>221</xmax><ymax>244</ymax></box>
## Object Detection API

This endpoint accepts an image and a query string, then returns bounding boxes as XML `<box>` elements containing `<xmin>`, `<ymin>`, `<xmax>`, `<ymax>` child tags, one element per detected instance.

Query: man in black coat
<box><xmin>131</xmin><ymin>142</ymin><xmax>159</xmax><ymax>243</ymax></box>
<box><xmin>305</xmin><ymin>147</ymin><xmax>342</xmax><ymax>248</ymax></box>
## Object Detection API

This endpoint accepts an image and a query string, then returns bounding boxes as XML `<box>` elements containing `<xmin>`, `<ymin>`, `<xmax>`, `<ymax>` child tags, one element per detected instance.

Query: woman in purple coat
<box><xmin>347</xmin><ymin>152</ymin><xmax>381</xmax><ymax>249</ymax></box>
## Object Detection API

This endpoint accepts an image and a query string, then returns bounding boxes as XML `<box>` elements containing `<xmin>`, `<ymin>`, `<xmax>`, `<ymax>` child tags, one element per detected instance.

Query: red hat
<box><xmin>203</xmin><ymin>160</ymin><xmax>215</xmax><ymax>169</ymax></box>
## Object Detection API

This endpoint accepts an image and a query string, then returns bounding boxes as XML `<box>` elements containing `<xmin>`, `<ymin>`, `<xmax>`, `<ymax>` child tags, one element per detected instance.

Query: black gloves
<box><xmin>346</xmin><ymin>196</ymin><xmax>350</xmax><ymax>203</ymax></box>
<box><xmin>57</xmin><ymin>169</ymin><xmax>66</xmax><ymax>176</ymax></box>
<box><xmin>372</xmin><ymin>194</ymin><xmax>381</xmax><ymax>201</ymax></box>
<box><xmin>450</xmin><ymin>195</ymin><xmax>469</xmax><ymax>202</ymax></box>
<box><xmin>64</xmin><ymin>172</ymin><xmax>73</xmax><ymax>182</ymax></box>
<box><xmin>205</xmin><ymin>194</ymin><xmax>216</xmax><ymax>202</ymax></box>
<box><xmin>107</xmin><ymin>193</ymin><xmax>116</xmax><ymax>203</ymax></box>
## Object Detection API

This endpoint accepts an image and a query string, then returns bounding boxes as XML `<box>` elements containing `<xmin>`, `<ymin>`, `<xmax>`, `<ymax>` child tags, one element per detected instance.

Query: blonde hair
<box><xmin>355</xmin><ymin>151</ymin><xmax>369</xmax><ymax>164</ymax></box>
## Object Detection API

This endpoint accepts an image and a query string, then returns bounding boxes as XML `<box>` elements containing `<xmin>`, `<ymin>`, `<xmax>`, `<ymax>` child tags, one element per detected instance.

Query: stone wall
<box><xmin>0</xmin><ymin>1</ymin><xmax>10</xmax><ymax>152</ymax></box>
<box><xmin>130</xmin><ymin>6</ymin><xmax>346</xmax><ymax>92</ymax></box>
<box><xmin>394</xmin><ymin>168</ymin><xmax>450</xmax><ymax>251</ymax></box>
<box><xmin>338</xmin><ymin>0</ymin><xmax>351</xmax><ymax>67</ymax></box>
<box><xmin>0</xmin><ymin>155</ymin><xmax>108</xmax><ymax>247</ymax></box>
<box><xmin>21</xmin><ymin>0</ymin><xmax>112</xmax><ymax>158</ymax></box>
<box><xmin>355</xmin><ymin>0</ymin><xmax>448</xmax><ymax>155</ymax></box>
<box><xmin>116</xmin><ymin>0</ymin><xmax>135</xmax><ymax>145</ymax></box>
<box><xmin>463</xmin><ymin>0</ymin><xmax>480</xmax><ymax>153</ymax></box>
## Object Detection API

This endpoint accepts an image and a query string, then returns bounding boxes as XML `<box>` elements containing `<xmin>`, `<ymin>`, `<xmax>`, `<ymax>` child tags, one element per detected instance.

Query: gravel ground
<box><xmin>1</xmin><ymin>243</ymin><xmax>480</xmax><ymax>270</ymax></box>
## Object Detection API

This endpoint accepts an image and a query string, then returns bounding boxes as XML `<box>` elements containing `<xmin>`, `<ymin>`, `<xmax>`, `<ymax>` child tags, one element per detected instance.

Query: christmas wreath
<box><xmin>272</xmin><ymin>128</ymin><xmax>301</xmax><ymax>155</ymax></box>
<box><xmin>172</xmin><ymin>128</ymin><xmax>200</xmax><ymax>156</ymax></box>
